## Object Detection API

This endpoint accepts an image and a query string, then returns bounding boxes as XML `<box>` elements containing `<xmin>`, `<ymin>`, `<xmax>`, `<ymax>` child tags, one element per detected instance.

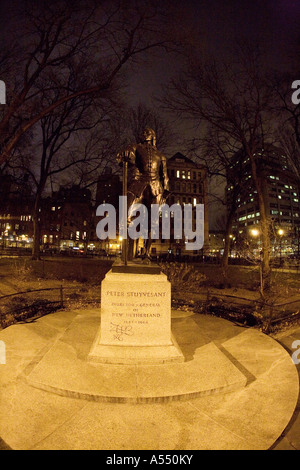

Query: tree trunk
<box><xmin>247</xmin><ymin>148</ymin><xmax>271</xmax><ymax>293</ymax></box>
<box><xmin>259</xmin><ymin>212</ymin><xmax>271</xmax><ymax>293</ymax></box>
<box><xmin>221</xmin><ymin>210</ymin><xmax>235</xmax><ymax>286</ymax></box>
<box><xmin>32</xmin><ymin>194</ymin><xmax>41</xmax><ymax>260</ymax></box>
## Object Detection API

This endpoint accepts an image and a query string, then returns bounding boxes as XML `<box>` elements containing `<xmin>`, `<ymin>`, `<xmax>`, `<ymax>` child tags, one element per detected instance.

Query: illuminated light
<box><xmin>251</xmin><ymin>229</ymin><xmax>259</xmax><ymax>237</ymax></box>
<box><xmin>278</xmin><ymin>229</ymin><xmax>284</xmax><ymax>236</ymax></box>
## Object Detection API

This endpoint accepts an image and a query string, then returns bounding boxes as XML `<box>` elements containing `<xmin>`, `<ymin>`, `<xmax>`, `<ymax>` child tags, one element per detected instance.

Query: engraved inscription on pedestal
<box><xmin>100</xmin><ymin>271</ymin><xmax>172</xmax><ymax>347</ymax></box>
<box><xmin>88</xmin><ymin>269</ymin><xmax>184</xmax><ymax>364</ymax></box>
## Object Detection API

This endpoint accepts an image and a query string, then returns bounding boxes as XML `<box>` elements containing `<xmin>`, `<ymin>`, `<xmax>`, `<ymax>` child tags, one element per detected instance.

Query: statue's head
<box><xmin>142</xmin><ymin>127</ymin><xmax>156</xmax><ymax>147</ymax></box>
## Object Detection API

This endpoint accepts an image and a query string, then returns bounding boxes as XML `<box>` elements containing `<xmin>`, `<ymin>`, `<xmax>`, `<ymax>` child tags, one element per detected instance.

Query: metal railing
<box><xmin>0</xmin><ymin>285</ymin><xmax>100</xmax><ymax>327</ymax></box>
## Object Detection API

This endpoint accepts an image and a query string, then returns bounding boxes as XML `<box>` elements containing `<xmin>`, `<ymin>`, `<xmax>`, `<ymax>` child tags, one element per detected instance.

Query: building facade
<box><xmin>0</xmin><ymin>153</ymin><xmax>209</xmax><ymax>259</ymax></box>
<box><xmin>228</xmin><ymin>144</ymin><xmax>300</xmax><ymax>257</ymax></box>
<box><xmin>149</xmin><ymin>152</ymin><xmax>209</xmax><ymax>258</ymax></box>
<box><xmin>0</xmin><ymin>174</ymin><xmax>34</xmax><ymax>248</ymax></box>
<box><xmin>40</xmin><ymin>185</ymin><xmax>95</xmax><ymax>253</ymax></box>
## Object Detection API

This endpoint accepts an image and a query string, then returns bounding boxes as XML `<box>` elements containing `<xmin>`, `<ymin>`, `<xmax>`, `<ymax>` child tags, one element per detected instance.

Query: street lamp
<box><xmin>250</xmin><ymin>229</ymin><xmax>260</xmax><ymax>256</ymax></box>
<box><xmin>250</xmin><ymin>228</ymin><xmax>259</xmax><ymax>238</ymax></box>
<box><xmin>278</xmin><ymin>229</ymin><xmax>284</xmax><ymax>265</ymax></box>
<box><xmin>229</xmin><ymin>234</ymin><xmax>234</xmax><ymax>257</ymax></box>
<box><xmin>250</xmin><ymin>228</ymin><xmax>263</xmax><ymax>291</ymax></box>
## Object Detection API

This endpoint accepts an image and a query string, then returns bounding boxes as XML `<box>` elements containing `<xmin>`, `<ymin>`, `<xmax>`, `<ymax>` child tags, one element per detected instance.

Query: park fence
<box><xmin>0</xmin><ymin>284</ymin><xmax>299</xmax><ymax>334</ymax></box>
<box><xmin>172</xmin><ymin>289</ymin><xmax>300</xmax><ymax>334</ymax></box>
<box><xmin>0</xmin><ymin>285</ymin><xmax>100</xmax><ymax>328</ymax></box>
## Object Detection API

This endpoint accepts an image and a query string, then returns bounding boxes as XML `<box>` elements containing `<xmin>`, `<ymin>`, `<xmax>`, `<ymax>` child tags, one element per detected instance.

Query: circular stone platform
<box><xmin>0</xmin><ymin>308</ymin><xmax>298</xmax><ymax>450</ymax></box>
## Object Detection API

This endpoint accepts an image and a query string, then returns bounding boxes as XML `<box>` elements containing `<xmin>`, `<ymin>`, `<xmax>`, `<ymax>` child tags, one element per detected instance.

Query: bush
<box><xmin>0</xmin><ymin>297</ymin><xmax>61</xmax><ymax>329</ymax></box>
<box><xmin>159</xmin><ymin>262</ymin><xmax>206</xmax><ymax>291</ymax></box>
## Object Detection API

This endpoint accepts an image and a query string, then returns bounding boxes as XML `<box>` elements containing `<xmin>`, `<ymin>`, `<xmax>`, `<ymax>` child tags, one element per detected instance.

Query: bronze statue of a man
<box><xmin>117</xmin><ymin>127</ymin><xmax>169</xmax><ymax>260</ymax></box>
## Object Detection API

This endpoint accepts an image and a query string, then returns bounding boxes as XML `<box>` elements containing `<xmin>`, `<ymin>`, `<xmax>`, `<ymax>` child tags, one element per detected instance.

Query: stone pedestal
<box><xmin>88</xmin><ymin>269</ymin><xmax>184</xmax><ymax>364</ymax></box>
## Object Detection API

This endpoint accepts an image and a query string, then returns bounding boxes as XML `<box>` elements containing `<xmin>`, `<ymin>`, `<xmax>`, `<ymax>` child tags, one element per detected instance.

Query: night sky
<box><xmin>127</xmin><ymin>0</ymin><xmax>300</xmax><ymax>104</ymax></box>
<box><xmin>1</xmin><ymin>0</ymin><xmax>300</xmax><ymax>227</ymax></box>
<box><xmin>1</xmin><ymin>0</ymin><xmax>300</xmax><ymax>106</ymax></box>
<box><xmin>2</xmin><ymin>0</ymin><xmax>300</xmax><ymax>101</ymax></box>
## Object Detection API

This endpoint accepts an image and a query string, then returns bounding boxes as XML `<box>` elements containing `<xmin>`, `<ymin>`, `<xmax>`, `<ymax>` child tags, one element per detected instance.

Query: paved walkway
<box><xmin>0</xmin><ymin>309</ymin><xmax>299</xmax><ymax>450</ymax></box>
<box><xmin>270</xmin><ymin>326</ymin><xmax>300</xmax><ymax>450</ymax></box>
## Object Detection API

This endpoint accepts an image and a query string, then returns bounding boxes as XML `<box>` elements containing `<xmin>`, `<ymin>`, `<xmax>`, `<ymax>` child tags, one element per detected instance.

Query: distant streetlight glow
<box><xmin>278</xmin><ymin>229</ymin><xmax>284</xmax><ymax>264</ymax></box>
<box><xmin>251</xmin><ymin>229</ymin><xmax>259</xmax><ymax>237</ymax></box>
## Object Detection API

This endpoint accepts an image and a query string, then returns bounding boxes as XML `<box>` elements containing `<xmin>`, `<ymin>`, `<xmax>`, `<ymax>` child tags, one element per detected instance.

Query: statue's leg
<box><xmin>144</xmin><ymin>191</ymin><xmax>162</xmax><ymax>260</ymax></box>
<box><xmin>126</xmin><ymin>186</ymin><xmax>144</xmax><ymax>262</ymax></box>
<box><xmin>145</xmin><ymin>193</ymin><xmax>163</xmax><ymax>259</ymax></box>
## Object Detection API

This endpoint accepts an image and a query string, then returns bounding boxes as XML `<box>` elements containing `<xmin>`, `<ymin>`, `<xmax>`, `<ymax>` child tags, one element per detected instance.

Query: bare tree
<box><xmin>272</xmin><ymin>74</ymin><xmax>300</xmax><ymax>180</ymax></box>
<box><xmin>10</xmin><ymin>92</ymin><xmax>121</xmax><ymax>259</ymax></box>
<box><xmin>272</xmin><ymin>72</ymin><xmax>300</xmax><ymax>259</ymax></box>
<box><xmin>0</xmin><ymin>0</ymin><xmax>179</xmax><ymax>165</ymax></box>
<box><xmin>189</xmin><ymin>126</ymin><xmax>249</xmax><ymax>283</ymax></box>
<box><xmin>160</xmin><ymin>44</ymin><xmax>275</xmax><ymax>291</ymax></box>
